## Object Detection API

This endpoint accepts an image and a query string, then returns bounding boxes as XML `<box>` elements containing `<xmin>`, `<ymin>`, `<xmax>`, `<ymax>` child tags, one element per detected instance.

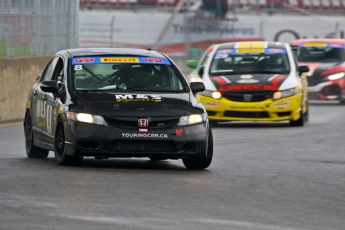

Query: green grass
<box><xmin>0</xmin><ymin>40</ymin><xmax>31</xmax><ymax>57</ymax></box>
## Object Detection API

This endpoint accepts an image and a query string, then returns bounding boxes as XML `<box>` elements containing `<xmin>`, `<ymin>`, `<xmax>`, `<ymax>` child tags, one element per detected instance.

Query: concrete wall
<box><xmin>0</xmin><ymin>56</ymin><xmax>52</xmax><ymax>123</ymax></box>
<box><xmin>0</xmin><ymin>55</ymin><xmax>195</xmax><ymax>123</ymax></box>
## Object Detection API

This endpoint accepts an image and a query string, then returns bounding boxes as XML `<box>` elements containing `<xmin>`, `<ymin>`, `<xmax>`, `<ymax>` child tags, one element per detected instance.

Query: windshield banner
<box><xmin>299</xmin><ymin>43</ymin><xmax>345</xmax><ymax>48</ymax></box>
<box><xmin>72</xmin><ymin>56</ymin><xmax>171</xmax><ymax>65</ymax></box>
<box><xmin>216</xmin><ymin>48</ymin><xmax>287</xmax><ymax>54</ymax></box>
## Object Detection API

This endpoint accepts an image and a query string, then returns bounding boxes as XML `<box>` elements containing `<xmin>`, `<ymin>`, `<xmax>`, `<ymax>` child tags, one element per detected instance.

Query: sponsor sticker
<box><xmin>329</xmin><ymin>44</ymin><xmax>345</xmax><ymax>48</ymax></box>
<box><xmin>236</xmin><ymin>49</ymin><xmax>265</xmax><ymax>53</ymax></box>
<box><xmin>219</xmin><ymin>84</ymin><xmax>279</xmax><ymax>91</ymax></box>
<box><xmin>303</xmin><ymin>43</ymin><xmax>327</xmax><ymax>47</ymax></box>
<box><xmin>101</xmin><ymin>57</ymin><xmax>139</xmax><ymax>63</ymax></box>
<box><xmin>143</xmin><ymin>58</ymin><xmax>163</xmax><ymax>63</ymax></box>
<box><xmin>236</xmin><ymin>79</ymin><xmax>260</xmax><ymax>84</ymax></box>
<box><xmin>74</xmin><ymin>58</ymin><xmax>95</xmax><ymax>63</ymax></box>
<box><xmin>121</xmin><ymin>133</ymin><xmax>168</xmax><ymax>138</ymax></box>
<box><xmin>115</xmin><ymin>94</ymin><xmax>162</xmax><ymax>103</ymax></box>
<box><xmin>58</xmin><ymin>106</ymin><xmax>64</xmax><ymax>114</ymax></box>
<box><xmin>274</xmin><ymin>101</ymin><xmax>291</xmax><ymax>109</ymax></box>
<box><xmin>175</xmin><ymin>129</ymin><xmax>183</xmax><ymax>136</ymax></box>
<box><xmin>26</xmin><ymin>100</ymin><xmax>31</xmax><ymax>109</ymax></box>
<box><xmin>216</xmin><ymin>49</ymin><xmax>234</xmax><ymax>54</ymax></box>
<box><xmin>139</xmin><ymin>128</ymin><xmax>148</xmax><ymax>132</ymax></box>
<box><xmin>266</xmin><ymin>48</ymin><xmax>286</xmax><ymax>53</ymax></box>
<box><xmin>240</xmin><ymin>75</ymin><xmax>253</xmax><ymax>79</ymax></box>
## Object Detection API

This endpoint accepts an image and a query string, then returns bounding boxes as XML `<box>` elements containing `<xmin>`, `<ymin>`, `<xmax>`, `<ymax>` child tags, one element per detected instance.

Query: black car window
<box><xmin>71</xmin><ymin>56</ymin><xmax>187</xmax><ymax>92</ymax></box>
<box><xmin>297</xmin><ymin>44</ymin><xmax>345</xmax><ymax>63</ymax></box>
<box><xmin>41</xmin><ymin>57</ymin><xmax>60</xmax><ymax>82</ymax></box>
<box><xmin>210</xmin><ymin>48</ymin><xmax>290</xmax><ymax>75</ymax></box>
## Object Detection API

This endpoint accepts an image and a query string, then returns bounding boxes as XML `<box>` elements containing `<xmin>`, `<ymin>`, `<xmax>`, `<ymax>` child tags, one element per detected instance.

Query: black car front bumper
<box><xmin>64</xmin><ymin>119</ymin><xmax>209</xmax><ymax>159</ymax></box>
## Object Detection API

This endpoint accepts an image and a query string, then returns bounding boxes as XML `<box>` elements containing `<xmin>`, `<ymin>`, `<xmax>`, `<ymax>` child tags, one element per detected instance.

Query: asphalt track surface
<box><xmin>0</xmin><ymin>103</ymin><xmax>344</xmax><ymax>230</ymax></box>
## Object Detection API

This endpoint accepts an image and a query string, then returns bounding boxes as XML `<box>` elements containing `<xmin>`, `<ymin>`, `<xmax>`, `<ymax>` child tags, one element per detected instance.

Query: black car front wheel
<box><xmin>54</xmin><ymin>118</ymin><xmax>83</xmax><ymax>165</ymax></box>
<box><xmin>182</xmin><ymin>127</ymin><xmax>213</xmax><ymax>170</ymax></box>
<box><xmin>24</xmin><ymin>114</ymin><xmax>49</xmax><ymax>158</ymax></box>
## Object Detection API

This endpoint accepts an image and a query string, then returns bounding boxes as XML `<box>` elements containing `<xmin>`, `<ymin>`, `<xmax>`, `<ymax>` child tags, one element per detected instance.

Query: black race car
<box><xmin>23</xmin><ymin>48</ymin><xmax>213</xmax><ymax>169</ymax></box>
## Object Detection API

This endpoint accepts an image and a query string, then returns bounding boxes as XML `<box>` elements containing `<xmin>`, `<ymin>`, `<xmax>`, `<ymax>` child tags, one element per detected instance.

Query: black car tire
<box><xmin>289</xmin><ymin>105</ymin><xmax>305</xmax><ymax>127</ymax></box>
<box><xmin>182</xmin><ymin>127</ymin><xmax>213</xmax><ymax>170</ymax></box>
<box><xmin>24</xmin><ymin>113</ymin><xmax>49</xmax><ymax>158</ymax></box>
<box><xmin>54</xmin><ymin>118</ymin><xmax>83</xmax><ymax>165</ymax></box>
<box><xmin>209</xmin><ymin>121</ymin><xmax>220</xmax><ymax>127</ymax></box>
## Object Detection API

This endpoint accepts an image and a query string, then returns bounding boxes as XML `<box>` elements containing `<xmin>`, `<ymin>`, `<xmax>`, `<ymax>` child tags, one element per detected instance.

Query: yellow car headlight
<box><xmin>273</xmin><ymin>88</ymin><xmax>299</xmax><ymax>100</ymax></box>
<box><xmin>200</xmin><ymin>90</ymin><xmax>222</xmax><ymax>99</ymax></box>
<box><xmin>67</xmin><ymin>112</ymin><xmax>107</xmax><ymax>125</ymax></box>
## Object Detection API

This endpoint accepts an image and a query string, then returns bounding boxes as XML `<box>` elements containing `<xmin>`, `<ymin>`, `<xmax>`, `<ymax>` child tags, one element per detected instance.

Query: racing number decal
<box><xmin>74</xmin><ymin>65</ymin><xmax>83</xmax><ymax>70</ymax></box>
<box><xmin>46</xmin><ymin>105</ymin><xmax>52</xmax><ymax>133</ymax></box>
<box><xmin>36</xmin><ymin>100</ymin><xmax>46</xmax><ymax>119</ymax></box>
<box><xmin>36</xmin><ymin>100</ymin><xmax>53</xmax><ymax>134</ymax></box>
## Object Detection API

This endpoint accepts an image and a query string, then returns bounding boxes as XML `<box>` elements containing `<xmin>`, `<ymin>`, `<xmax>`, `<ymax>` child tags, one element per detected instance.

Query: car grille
<box><xmin>224</xmin><ymin>111</ymin><xmax>270</xmax><ymax>118</ymax></box>
<box><xmin>222</xmin><ymin>91</ymin><xmax>274</xmax><ymax>102</ymax></box>
<box><xmin>104</xmin><ymin>116</ymin><xmax>178</xmax><ymax>128</ymax></box>
<box><xmin>277</xmin><ymin>112</ymin><xmax>291</xmax><ymax>117</ymax></box>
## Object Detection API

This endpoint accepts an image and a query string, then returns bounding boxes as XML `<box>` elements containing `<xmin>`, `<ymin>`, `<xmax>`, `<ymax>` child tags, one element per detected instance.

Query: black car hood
<box><xmin>210</xmin><ymin>73</ymin><xmax>288</xmax><ymax>91</ymax></box>
<box><xmin>71</xmin><ymin>91</ymin><xmax>190</xmax><ymax>117</ymax></box>
<box><xmin>299</xmin><ymin>61</ymin><xmax>344</xmax><ymax>77</ymax></box>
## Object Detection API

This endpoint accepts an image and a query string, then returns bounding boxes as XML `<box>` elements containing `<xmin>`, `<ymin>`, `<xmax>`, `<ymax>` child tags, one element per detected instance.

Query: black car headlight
<box><xmin>200</xmin><ymin>90</ymin><xmax>222</xmax><ymax>99</ymax></box>
<box><xmin>178</xmin><ymin>113</ymin><xmax>207</xmax><ymax>126</ymax></box>
<box><xmin>67</xmin><ymin>112</ymin><xmax>107</xmax><ymax>126</ymax></box>
<box><xmin>273</xmin><ymin>88</ymin><xmax>299</xmax><ymax>100</ymax></box>
<box><xmin>327</xmin><ymin>72</ymin><xmax>345</xmax><ymax>80</ymax></box>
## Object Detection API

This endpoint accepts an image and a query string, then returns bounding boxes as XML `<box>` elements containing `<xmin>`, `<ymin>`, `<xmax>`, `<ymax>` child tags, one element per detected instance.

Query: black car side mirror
<box><xmin>40</xmin><ymin>80</ymin><xmax>58</xmax><ymax>94</ymax></box>
<box><xmin>190</xmin><ymin>82</ymin><xmax>205</xmax><ymax>94</ymax></box>
<box><xmin>36</xmin><ymin>74</ymin><xmax>42</xmax><ymax>81</ymax></box>
<box><xmin>298</xmin><ymin>65</ymin><xmax>310</xmax><ymax>74</ymax></box>
<box><xmin>198</xmin><ymin>66</ymin><xmax>204</xmax><ymax>77</ymax></box>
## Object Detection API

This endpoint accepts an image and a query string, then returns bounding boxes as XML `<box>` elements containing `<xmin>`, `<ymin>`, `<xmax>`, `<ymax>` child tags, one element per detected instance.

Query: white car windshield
<box><xmin>210</xmin><ymin>48</ymin><xmax>290</xmax><ymax>75</ymax></box>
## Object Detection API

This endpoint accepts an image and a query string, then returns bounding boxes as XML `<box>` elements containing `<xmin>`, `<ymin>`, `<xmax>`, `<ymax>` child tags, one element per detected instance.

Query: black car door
<box><xmin>34</xmin><ymin>57</ymin><xmax>60</xmax><ymax>145</ymax></box>
<box><xmin>45</xmin><ymin>57</ymin><xmax>66</xmax><ymax>146</ymax></box>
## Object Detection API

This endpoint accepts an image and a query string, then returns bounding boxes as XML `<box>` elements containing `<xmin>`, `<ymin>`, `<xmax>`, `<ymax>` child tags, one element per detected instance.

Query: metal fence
<box><xmin>0</xmin><ymin>0</ymin><xmax>79</xmax><ymax>58</ymax></box>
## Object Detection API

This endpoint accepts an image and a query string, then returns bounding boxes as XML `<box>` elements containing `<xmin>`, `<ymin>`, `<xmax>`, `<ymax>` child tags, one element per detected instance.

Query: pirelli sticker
<box><xmin>303</xmin><ymin>43</ymin><xmax>327</xmax><ymax>47</ymax></box>
<box><xmin>115</xmin><ymin>94</ymin><xmax>162</xmax><ymax>102</ymax></box>
<box><xmin>236</xmin><ymin>49</ymin><xmax>265</xmax><ymax>53</ymax></box>
<box><xmin>100</xmin><ymin>57</ymin><xmax>140</xmax><ymax>63</ymax></box>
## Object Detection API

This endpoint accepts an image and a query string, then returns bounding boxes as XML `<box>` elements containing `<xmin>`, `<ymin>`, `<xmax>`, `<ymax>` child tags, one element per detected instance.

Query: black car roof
<box><xmin>63</xmin><ymin>48</ymin><xmax>167</xmax><ymax>58</ymax></box>
<box><xmin>217</xmin><ymin>42</ymin><xmax>287</xmax><ymax>49</ymax></box>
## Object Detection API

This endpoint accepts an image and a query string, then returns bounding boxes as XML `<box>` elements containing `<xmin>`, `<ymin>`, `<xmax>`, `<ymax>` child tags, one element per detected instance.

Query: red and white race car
<box><xmin>290</xmin><ymin>38</ymin><xmax>345</xmax><ymax>104</ymax></box>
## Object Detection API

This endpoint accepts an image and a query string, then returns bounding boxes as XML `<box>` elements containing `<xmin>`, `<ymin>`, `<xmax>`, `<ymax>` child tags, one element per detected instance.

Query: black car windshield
<box><xmin>296</xmin><ymin>43</ymin><xmax>345</xmax><ymax>63</ymax></box>
<box><xmin>210</xmin><ymin>48</ymin><xmax>290</xmax><ymax>75</ymax></box>
<box><xmin>71</xmin><ymin>56</ymin><xmax>187</xmax><ymax>92</ymax></box>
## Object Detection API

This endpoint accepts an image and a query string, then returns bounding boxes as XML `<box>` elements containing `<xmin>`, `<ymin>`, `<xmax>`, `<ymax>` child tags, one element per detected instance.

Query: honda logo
<box><xmin>243</xmin><ymin>94</ymin><xmax>252</xmax><ymax>101</ymax></box>
<box><xmin>138</xmin><ymin>119</ymin><xmax>149</xmax><ymax>127</ymax></box>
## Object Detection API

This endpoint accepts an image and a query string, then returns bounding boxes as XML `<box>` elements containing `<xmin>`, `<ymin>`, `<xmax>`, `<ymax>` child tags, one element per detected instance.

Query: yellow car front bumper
<box><xmin>197</xmin><ymin>94</ymin><xmax>303</xmax><ymax>122</ymax></box>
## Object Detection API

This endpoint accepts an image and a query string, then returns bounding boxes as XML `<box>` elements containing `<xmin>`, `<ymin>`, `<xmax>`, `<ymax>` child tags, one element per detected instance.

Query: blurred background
<box><xmin>1</xmin><ymin>0</ymin><xmax>344</xmax><ymax>58</ymax></box>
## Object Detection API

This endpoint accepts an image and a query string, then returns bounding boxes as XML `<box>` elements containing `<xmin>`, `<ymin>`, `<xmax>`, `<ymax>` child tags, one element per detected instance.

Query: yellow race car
<box><xmin>192</xmin><ymin>41</ymin><xmax>310</xmax><ymax>126</ymax></box>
